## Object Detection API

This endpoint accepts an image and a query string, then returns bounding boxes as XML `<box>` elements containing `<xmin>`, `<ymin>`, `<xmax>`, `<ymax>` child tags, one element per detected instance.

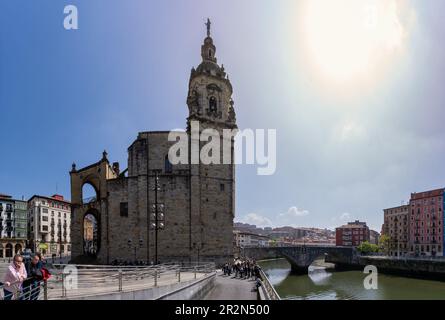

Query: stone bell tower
<box><xmin>186</xmin><ymin>19</ymin><xmax>237</xmax><ymax>264</ymax></box>
<box><xmin>187</xmin><ymin>18</ymin><xmax>237</xmax><ymax>132</ymax></box>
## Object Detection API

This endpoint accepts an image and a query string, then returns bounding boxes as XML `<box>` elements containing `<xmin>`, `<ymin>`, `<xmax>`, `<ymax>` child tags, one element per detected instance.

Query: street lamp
<box><xmin>149</xmin><ymin>172</ymin><xmax>165</xmax><ymax>265</ymax></box>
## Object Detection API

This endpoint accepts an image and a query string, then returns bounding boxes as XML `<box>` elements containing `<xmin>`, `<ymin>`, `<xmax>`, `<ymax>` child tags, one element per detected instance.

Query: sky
<box><xmin>1</xmin><ymin>0</ymin><xmax>445</xmax><ymax>232</ymax></box>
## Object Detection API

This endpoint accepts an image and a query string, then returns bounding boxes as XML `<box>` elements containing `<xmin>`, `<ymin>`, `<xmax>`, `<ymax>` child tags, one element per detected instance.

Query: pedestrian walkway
<box><xmin>204</xmin><ymin>271</ymin><xmax>258</xmax><ymax>300</ymax></box>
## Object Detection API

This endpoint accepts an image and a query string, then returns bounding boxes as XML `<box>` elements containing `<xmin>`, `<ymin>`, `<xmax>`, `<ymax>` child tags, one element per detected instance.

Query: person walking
<box><xmin>22</xmin><ymin>254</ymin><xmax>44</xmax><ymax>300</ymax></box>
<box><xmin>2</xmin><ymin>254</ymin><xmax>27</xmax><ymax>300</ymax></box>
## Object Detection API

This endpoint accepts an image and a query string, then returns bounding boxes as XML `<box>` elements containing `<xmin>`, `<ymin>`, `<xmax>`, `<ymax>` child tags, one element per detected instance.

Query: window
<box><xmin>220</xmin><ymin>184</ymin><xmax>225</xmax><ymax>192</ymax></box>
<box><xmin>209</xmin><ymin>96</ymin><xmax>217</xmax><ymax>112</ymax></box>
<box><xmin>120</xmin><ymin>202</ymin><xmax>128</xmax><ymax>217</ymax></box>
<box><xmin>42</xmin><ymin>226</ymin><xmax>48</xmax><ymax>231</ymax></box>
<box><xmin>42</xmin><ymin>216</ymin><xmax>48</xmax><ymax>222</ymax></box>
<box><xmin>42</xmin><ymin>208</ymin><xmax>48</xmax><ymax>214</ymax></box>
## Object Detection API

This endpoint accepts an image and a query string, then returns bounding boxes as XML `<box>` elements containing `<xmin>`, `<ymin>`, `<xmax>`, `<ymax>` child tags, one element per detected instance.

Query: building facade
<box><xmin>28</xmin><ymin>195</ymin><xmax>71</xmax><ymax>257</ymax></box>
<box><xmin>0</xmin><ymin>194</ymin><xmax>27</xmax><ymax>258</ymax></box>
<box><xmin>234</xmin><ymin>230</ymin><xmax>270</xmax><ymax>248</ymax></box>
<box><xmin>383</xmin><ymin>205</ymin><xmax>409</xmax><ymax>256</ymax></box>
<box><xmin>409</xmin><ymin>188</ymin><xmax>444</xmax><ymax>256</ymax></box>
<box><xmin>336</xmin><ymin>220</ymin><xmax>370</xmax><ymax>247</ymax></box>
<box><xmin>369</xmin><ymin>230</ymin><xmax>380</xmax><ymax>245</ymax></box>
<box><xmin>70</xmin><ymin>21</ymin><xmax>237</xmax><ymax>265</ymax></box>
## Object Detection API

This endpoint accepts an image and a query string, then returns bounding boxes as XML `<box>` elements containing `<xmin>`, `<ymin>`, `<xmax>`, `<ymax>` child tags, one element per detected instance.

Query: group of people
<box><xmin>1</xmin><ymin>253</ymin><xmax>50</xmax><ymax>300</ymax></box>
<box><xmin>222</xmin><ymin>258</ymin><xmax>262</xmax><ymax>280</ymax></box>
<box><xmin>111</xmin><ymin>259</ymin><xmax>158</xmax><ymax>266</ymax></box>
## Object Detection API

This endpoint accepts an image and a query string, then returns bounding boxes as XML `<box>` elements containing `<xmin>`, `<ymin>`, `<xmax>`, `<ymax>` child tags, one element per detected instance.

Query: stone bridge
<box><xmin>242</xmin><ymin>245</ymin><xmax>355</xmax><ymax>274</ymax></box>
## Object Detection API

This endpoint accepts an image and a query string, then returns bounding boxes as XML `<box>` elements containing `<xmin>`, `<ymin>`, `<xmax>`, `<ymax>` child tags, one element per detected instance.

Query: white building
<box><xmin>28</xmin><ymin>195</ymin><xmax>71</xmax><ymax>257</ymax></box>
<box><xmin>234</xmin><ymin>230</ymin><xmax>270</xmax><ymax>248</ymax></box>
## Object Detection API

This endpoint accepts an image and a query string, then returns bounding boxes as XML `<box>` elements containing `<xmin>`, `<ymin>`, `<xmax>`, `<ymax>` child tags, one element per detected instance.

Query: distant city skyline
<box><xmin>2</xmin><ymin>1</ymin><xmax>445</xmax><ymax>233</ymax></box>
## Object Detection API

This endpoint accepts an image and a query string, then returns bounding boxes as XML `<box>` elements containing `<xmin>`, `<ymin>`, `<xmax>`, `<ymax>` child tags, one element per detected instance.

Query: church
<box><xmin>69</xmin><ymin>20</ymin><xmax>237</xmax><ymax>265</ymax></box>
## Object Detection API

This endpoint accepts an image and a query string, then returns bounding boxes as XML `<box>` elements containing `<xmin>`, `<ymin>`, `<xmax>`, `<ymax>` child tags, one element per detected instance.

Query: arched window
<box><xmin>209</xmin><ymin>49</ymin><xmax>212</xmax><ymax>58</ymax></box>
<box><xmin>84</xmin><ymin>212</ymin><xmax>99</xmax><ymax>256</ymax></box>
<box><xmin>82</xmin><ymin>183</ymin><xmax>98</xmax><ymax>204</ymax></box>
<box><xmin>5</xmin><ymin>243</ymin><xmax>13</xmax><ymax>258</ymax></box>
<box><xmin>209</xmin><ymin>96</ymin><xmax>217</xmax><ymax>112</ymax></box>
<box><xmin>165</xmin><ymin>155</ymin><xmax>173</xmax><ymax>174</ymax></box>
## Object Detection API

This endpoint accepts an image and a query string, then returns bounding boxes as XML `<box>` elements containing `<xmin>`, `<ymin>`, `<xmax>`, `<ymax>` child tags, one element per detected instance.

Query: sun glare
<box><xmin>299</xmin><ymin>0</ymin><xmax>415</xmax><ymax>89</ymax></box>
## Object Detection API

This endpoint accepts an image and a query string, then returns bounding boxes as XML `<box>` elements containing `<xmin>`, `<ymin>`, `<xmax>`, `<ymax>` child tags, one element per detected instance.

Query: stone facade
<box><xmin>383</xmin><ymin>205</ymin><xmax>409</xmax><ymax>256</ymax></box>
<box><xmin>70</xmin><ymin>22</ymin><xmax>237</xmax><ymax>266</ymax></box>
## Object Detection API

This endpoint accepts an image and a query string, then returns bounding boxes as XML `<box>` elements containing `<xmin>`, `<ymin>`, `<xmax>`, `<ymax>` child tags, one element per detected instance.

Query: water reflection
<box><xmin>259</xmin><ymin>258</ymin><xmax>445</xmax><ymax>300</ymax></box>
<box><xmin>308</xmin><ymin>267</ymin><xmax>332</xmax><ymax>286</ymax></box>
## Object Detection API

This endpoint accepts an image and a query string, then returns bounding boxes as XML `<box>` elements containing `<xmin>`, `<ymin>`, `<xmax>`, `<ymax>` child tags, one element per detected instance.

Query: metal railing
<box><xmin>1</xmin><ymin>262</ymin><xmax>215</xmax><ymax>300</ymax></box>
<box><xmin>0</xmin><ymin>277</ymin><xmax>46</xmax><ymax>300</ymax></box>
<box><xmin>258</xmin><ymin>268</ymin><xmax>281</xmax><ymax>300</ymax></box>
<box><xmin>361</xmin><ymin>255</ymin><xmax>445</xmax><ymax>261</ymax></box>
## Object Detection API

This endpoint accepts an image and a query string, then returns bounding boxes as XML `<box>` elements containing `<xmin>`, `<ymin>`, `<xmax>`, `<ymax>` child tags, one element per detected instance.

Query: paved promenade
<box><xmin>46</xmin><ymin>270</ymin><xmax>205</xmax><ymax>299</ymax></box>
<box><xmin>1</xmin><ymin>263</ymin><xmax>210</xmax><ymax>300</ymax></box>
<box><xmin>204</xmin><ymin>271</ymin><xmax>257</xmax><ymax>300</ymax></box>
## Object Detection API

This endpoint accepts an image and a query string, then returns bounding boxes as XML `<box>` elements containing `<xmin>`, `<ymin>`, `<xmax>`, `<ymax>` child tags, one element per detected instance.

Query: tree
<box><xmin>379</xmin><ymin>234</ymin><xmax>391</xmax><ymax>255</ymax></box>
<box><xmin>357</xmin><ymin>241</ymin><xmax>379</xmax><ymax>254</ymax></box>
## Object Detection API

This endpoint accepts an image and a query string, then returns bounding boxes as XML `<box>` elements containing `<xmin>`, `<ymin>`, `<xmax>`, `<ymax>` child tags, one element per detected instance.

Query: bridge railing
<box><xmin>258</xmin><ymin>268</ymin><xmax>281</xmax><ymax>300</ymax></box>
<box><xmin>0</xmin><ymin>262</ymin><xmax>215</xmax><ymax>300</ymax></box>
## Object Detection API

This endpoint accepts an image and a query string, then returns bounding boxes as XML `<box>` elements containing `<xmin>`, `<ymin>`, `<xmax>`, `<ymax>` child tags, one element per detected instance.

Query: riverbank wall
<box><xmin>328</xmin><ymin>255</ymin><xmax>445</xmax><ymax>280</ymax></box>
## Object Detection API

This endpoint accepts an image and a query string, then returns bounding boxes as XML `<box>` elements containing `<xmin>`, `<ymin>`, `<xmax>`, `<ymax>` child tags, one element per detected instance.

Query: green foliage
<box><xmin>379</xmin><ymin>234</ymin><xmax>391</xmax><ymax>255</ymax></box>
<box><xmin>357</xmin><ymin>241</ymin><xmax>379</xmax><ymax>254</ymax></box>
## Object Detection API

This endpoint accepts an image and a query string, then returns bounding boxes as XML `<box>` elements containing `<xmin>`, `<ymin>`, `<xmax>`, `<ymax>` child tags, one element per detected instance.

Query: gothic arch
<box><xmin>83</xmin><ymin>209</ymin><xmax>101</xmax><ymax>257</ymax></box>
<box><xmin>82</xmin><ymin>180</ymin><xmax>99</xmax><ymax>204</ymax></box>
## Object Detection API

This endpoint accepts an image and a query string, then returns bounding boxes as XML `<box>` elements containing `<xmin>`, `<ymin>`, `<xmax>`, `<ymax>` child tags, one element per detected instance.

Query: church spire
<box><xmin>201</xmin><ymin>18</ymin><xmax>217</xmax><ymax>63</ymax></box>
<box><xmin>205</xmin><ymin>18</ymin><xmax>211</xmax><ymax>37</ymax></box>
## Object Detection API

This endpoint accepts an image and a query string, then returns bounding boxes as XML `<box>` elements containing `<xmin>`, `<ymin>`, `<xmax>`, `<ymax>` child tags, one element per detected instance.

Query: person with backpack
<box><xmin>22</xmin><ymin>254</ymin><xmax>44</xmax><ymax>300</ymax></box>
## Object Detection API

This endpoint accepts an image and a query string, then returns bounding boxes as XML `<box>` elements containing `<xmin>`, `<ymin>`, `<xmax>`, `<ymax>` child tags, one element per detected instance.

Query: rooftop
<box><xmin>28</xmin><ymin>194</ymin><xmax>71</xmax><ymax>205</ymax></box>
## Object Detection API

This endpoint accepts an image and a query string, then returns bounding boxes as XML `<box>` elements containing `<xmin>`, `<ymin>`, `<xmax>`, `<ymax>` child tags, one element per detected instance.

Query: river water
<box><xmin>259</xmin><ymin>259</ymin><xmax>445</xmax><ymax>300</ymax></box>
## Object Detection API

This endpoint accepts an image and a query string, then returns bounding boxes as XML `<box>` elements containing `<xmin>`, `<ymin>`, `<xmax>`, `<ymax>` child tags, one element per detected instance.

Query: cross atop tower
<box><xmin>205</xmin><ymin>18</ymin><xmax>211</xmax><ymax>37</ymax></box>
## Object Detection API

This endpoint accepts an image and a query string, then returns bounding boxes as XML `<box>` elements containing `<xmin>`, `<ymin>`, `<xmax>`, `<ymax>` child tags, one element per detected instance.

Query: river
<box><xmin>259</xmin><ymin>259</ymin><xmax>445</xmax><ymax>300</ymax></box>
